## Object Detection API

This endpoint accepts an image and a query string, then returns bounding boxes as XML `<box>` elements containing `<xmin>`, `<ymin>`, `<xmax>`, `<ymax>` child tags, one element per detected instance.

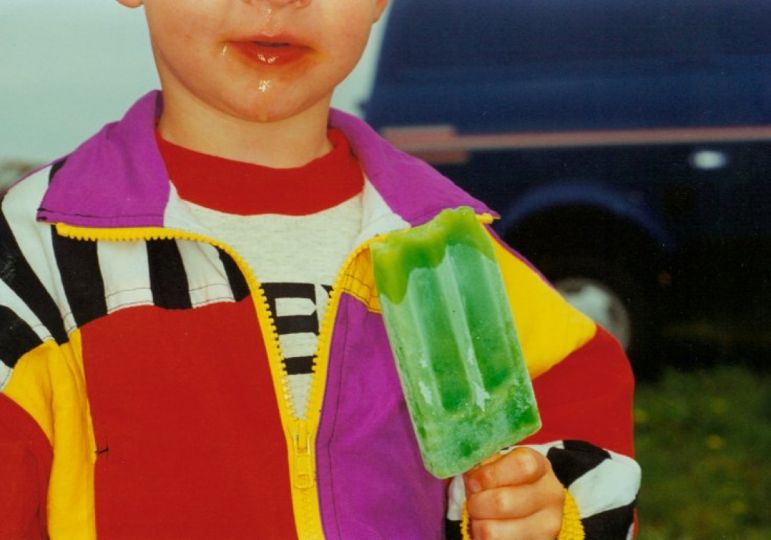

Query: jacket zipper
<box><xmin>288</xmin><ymin>236</ymin><xmax>379</xmax><ymax>538</ymax></box>
<box><xmin>56</xmin><ymin>222</ymin><xmax>375</xmax><ymax>539</ymax></box>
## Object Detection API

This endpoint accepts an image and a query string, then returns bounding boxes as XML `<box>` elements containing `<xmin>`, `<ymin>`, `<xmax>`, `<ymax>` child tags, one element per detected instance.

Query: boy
<box><xmin>0</xmin><ymin>0</ymin><xmax>639</xmax><ymax>538</ymax></box>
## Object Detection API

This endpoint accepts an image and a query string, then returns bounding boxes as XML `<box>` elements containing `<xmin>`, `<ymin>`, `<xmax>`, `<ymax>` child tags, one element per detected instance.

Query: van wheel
<box><xmin>554</xmin><ymin>276</ymin><xmax>632</xmax><ymax>350</ymax></box>
<box><xmin>539</xmin><ymin>254</ymin><xmax>656</xmax><ymax>376</ymax></box>
<box><xmin>507</xmin><ymin>209</ymin><xmax>663</xmax><ymax>376</ymax></box>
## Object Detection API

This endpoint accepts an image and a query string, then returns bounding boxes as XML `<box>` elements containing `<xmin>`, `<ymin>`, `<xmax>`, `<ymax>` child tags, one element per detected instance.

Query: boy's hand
<box><xmin>464</xmin><ymin>447</ymin><xmax>565</xmax><ymax>539</ymax></box>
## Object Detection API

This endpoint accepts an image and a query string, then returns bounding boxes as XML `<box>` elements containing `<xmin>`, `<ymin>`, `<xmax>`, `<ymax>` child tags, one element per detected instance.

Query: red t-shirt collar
<box><xmin>156</xmin><ymin>128</ymin><xmax>363</xmax><ymax>216</ymax></box>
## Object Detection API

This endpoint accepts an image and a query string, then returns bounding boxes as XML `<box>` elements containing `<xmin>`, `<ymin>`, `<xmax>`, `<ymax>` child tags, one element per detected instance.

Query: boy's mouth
<box><xmin>231</xmin><ymin>37</ymin><xmax>311</xmax><ymax>67</ymax></box>
<box><xmin>253</xmin><ymin>41</ymin><xmax>290</xmax><ymax>48</ymax></box>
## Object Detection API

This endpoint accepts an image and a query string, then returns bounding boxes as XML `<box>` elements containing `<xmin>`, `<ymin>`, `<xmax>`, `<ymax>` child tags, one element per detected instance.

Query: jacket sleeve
<box><xmin>443</xmin><ymin>228</ymin><xmax>640</xmax><ymax>539</ymax></box>
<box><xmin>1</xmin><ymin>190</ymin><xmax>58</xmax><ymax>539</ymax></box>
<box><xmin>0</xmin><ymin>392</ymin><xmax>52</xmax><ymax>540</ymax></box>
<box><xmin>0</xmin><ymin>309</ymin><xmax>54</xmax><ymax>540</ymax></box>
<box><xmin>522</xmin><ymin>327</ymin><xmax>640</xmax><ymax>539</ymax></box>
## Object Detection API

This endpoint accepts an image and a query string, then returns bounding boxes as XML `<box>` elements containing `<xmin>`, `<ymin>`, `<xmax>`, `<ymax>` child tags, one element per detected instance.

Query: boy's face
<box><xmin>119</xmin><ymin>0</ymin><xmax>388</xmax><ymax>123</ymax></box>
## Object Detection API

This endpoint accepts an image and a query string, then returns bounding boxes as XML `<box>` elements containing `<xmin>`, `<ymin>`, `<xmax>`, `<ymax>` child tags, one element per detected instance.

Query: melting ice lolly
<box><xmin>371</xmin><ymin>207</ymin><xmax>541</xmax><ymax>478</ymax></box>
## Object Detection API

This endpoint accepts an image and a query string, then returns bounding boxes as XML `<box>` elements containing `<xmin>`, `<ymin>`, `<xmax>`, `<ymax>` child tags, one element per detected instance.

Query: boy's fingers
<box><xmin>466</xmin><ymin>485</ymin><xmax>541</xmax><ymax>520</ymax></box>
<box><xmin>466</xmin><ymin>474</ymin><xmax>565</xmax><ymax>520</ymax></box>
<box><xmin>465</xmin><ymin>447</ymin><xmax>547</xmax><ymax>492</ymax></box>
<box><xmin>470</xmin><ymin>508</ymin><xmax>563</xmax><ymax>540</ymax></box>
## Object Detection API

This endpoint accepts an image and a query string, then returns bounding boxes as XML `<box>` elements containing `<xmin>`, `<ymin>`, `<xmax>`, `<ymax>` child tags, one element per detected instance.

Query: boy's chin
<box><xmin>224</xmin><ymin>94</ymin><xmax>329</xmax><ymax>125</ymax></box>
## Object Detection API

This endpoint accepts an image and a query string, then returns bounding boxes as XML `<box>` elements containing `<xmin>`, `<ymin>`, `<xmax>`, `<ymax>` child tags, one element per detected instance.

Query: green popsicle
<box><xmin>371</xmin><ymin>207</ymin><xmax>541</xmax><ymax>478</ymax></box>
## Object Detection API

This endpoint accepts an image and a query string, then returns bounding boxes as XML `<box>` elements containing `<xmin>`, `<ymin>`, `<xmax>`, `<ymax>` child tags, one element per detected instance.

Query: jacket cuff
<box><xmin>558</xmin><ymin>489</ymin><xmax>585</xmax><ymax>540</ymax></box>
<box><xmin>460</xmin><ymin>504</ymin><xmax>471</xmax><ymax>540</ymax></box>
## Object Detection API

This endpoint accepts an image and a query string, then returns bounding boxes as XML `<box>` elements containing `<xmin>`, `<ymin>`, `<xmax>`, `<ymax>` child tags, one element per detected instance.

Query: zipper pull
<box><xmin>292</xmin><ymin>421</ymin><xmax>315</xmax><ymax>489</ymax></box>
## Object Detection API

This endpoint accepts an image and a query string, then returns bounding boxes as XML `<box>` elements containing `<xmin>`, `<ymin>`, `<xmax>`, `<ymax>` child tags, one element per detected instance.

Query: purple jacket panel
<box><xmin>328</xmin><ymin>110</ymin><xmax>494</xmax><ymax>226</ymax></box>
<box><xmin>37</xmin><ymin>93</ymin><xmax>169</xmax><ymax>228</ymax></box>
<box><xmin>317</xmin><ymin>294</ymin><xmax>446</xmax><ymax>540</ymax></box>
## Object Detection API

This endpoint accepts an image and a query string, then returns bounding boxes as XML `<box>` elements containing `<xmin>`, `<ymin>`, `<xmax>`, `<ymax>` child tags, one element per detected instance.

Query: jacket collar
<box><xmin>37</xmin><ymin>91</ymin><xmax>492</xmax><ymax>230</ymax></box>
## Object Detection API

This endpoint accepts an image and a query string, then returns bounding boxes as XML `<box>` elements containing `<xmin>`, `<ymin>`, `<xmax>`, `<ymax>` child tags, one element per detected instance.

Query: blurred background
<box><xmin>2</xmin><ymin>1</ymin><xmax>769</xmax><ymax>537</ymax></box>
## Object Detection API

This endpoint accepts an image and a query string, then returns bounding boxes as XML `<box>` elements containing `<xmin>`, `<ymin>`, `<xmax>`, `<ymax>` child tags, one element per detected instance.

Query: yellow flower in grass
<box><xmin>705</xmin><ymin>434</ymin><xmax>725</xmax><ymax>450</ymax></box>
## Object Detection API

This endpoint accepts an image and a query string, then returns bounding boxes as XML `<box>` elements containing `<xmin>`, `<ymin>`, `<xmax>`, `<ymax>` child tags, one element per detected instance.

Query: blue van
<box><xmin>365</xmin><ymin>0</ymin><xmax>771</xmax><ymax>369</ymax></box>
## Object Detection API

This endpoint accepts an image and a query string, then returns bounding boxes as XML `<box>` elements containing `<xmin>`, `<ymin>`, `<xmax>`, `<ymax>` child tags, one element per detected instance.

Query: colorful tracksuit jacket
<box><xmin>0</xmin><ymin>91</ymin><xmax>640</xmax><ymax>539</ymax></box>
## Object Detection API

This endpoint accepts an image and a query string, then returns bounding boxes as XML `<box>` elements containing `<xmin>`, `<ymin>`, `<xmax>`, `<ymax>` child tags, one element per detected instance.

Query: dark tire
<box><xmin>544</xmin><ymin>255</ymin><xmax>653</xmax><ymax>363</ymax></box>
<box><xmin>506</xmin><ymin>208</ymin><xmax>664</xmax><ymax>378</ymax></box>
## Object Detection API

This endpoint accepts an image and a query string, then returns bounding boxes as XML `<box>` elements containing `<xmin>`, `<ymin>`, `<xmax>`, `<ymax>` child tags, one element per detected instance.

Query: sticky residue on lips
<box><xmin>232</xmin><ymin>40</ymin><xmax>309</xmax><ymax>68</ymax></box>
<box><xmin>257</xmin><ymin>53</ymin><xmax>278</xmax><ymax>65</ymax></box>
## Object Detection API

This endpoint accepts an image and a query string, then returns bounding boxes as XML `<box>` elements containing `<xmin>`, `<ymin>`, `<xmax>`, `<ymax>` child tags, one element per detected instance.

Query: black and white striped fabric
<box><xmin>0</xmin><ymin>165</ymin><xmax>251</xmax><ymax>389</ymax></box>
<box><xmin>261</xmin><ymin>281</ymin><xmax>334</xmax><ymax>417</ymax></box>
<box><xmin>262</xmin><ymin>282</ymin><xmax>333</xmax><ymax>376</ymax></box>
<box><xmin>445</xmin><ymin>440</ymin><xmax>640</xmax><ymax>539</ymax></box>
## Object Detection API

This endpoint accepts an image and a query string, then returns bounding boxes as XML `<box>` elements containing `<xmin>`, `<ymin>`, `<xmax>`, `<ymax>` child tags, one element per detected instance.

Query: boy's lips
<box><xmin>230</xmin><ymin>36</ymin><xmax>312</xmax><ymax>67</ymax></box>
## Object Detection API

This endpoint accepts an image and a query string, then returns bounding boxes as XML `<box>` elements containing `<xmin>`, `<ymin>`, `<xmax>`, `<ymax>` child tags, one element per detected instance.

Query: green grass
<box><xmin>635</xmin><ymin>365</ymin><xmax>770</xmax><ymax>539</ymax></box>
